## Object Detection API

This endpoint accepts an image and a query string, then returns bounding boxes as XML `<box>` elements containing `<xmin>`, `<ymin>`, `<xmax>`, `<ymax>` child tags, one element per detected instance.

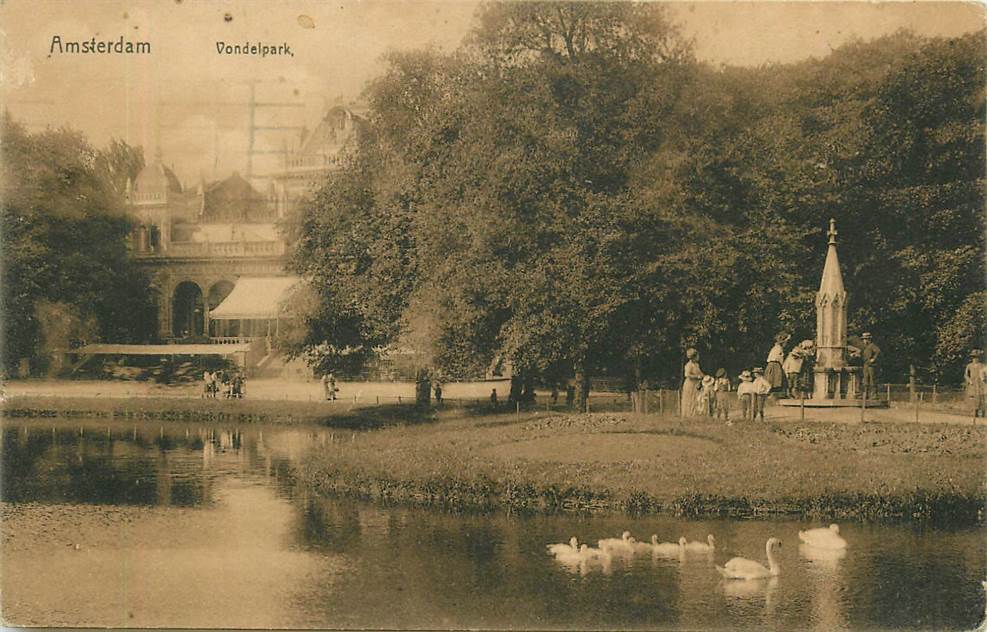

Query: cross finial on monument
<box><xmin>828</xmin><ymin>218</ymin><xmax>838</xmax><ymax>245</ymax></box>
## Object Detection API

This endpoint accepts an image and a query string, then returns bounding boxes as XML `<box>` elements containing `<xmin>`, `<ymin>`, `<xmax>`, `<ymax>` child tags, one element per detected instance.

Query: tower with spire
<box><xmin>812</xmin><ymin>219</ymin><xmax>855</xmax><ymax>400</ymax></box>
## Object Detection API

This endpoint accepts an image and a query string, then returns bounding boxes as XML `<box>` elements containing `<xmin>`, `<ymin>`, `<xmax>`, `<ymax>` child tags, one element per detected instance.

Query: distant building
<box><xmin>127</xmin><ymin>105</ymin><xmax>364</xmax><ymax>346</ymax></box>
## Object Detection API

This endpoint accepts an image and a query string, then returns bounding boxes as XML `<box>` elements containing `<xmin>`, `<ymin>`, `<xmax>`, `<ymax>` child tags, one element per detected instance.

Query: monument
<box><xmin>780</xmin><ymin>219</ymin><xmax>887</xmax><ymax>407</ymax></box>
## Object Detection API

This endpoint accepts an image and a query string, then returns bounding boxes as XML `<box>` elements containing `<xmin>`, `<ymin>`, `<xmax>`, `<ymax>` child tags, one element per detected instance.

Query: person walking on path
<box><xmin>765</xmin><ymin>333</ymin><xmax>789</xmax><ymax>394</ymax></box>
<box><xmin>752</xmin><ymin>367</ymin><xmax>772</xmax><ymax>421</ymax></box>
<box><xmin>433</xmin><ymin>382</ymin><xmax>443</xmax><ymax>405</ymax></box>
<box><xmin>322</xmin><ymin>372</ymin><xmax>337</xmax><ymax>401</ymax></box>
<box><xmin>713</xmin><ymin>368</ymin><xmax>731</xmax><ymax>424</ymax></box>
<box><xmin>860</xmin><ymin>332</ymin><xmax>881</xmax><ymax>399</ymax></box>
<box><xmin>681</xmin><ymin>348</ymin><xmax>704</xmax><ymax>416</ymax></box>
<box><xmin>964</xmin><ymin>350</ymin><xmax>986</xmax><ymax>417</ymax></box>
<box><xmin>737</xmin><ymin>370</ymin><xmax>755</xmax><ymax>421</ymax></box>
<box><xmin>202</xmin><ymin>370</ymin><xmax>212</xmax><ymax>399</ymax></box>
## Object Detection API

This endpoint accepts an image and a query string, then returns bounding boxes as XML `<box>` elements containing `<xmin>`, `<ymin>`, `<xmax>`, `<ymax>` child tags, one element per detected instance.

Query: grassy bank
<box><xmin>1</xmin><ymin>395</ymin><xmax>427</xmax><ymax>429</ymax></box>
<box><xmin>299</xmin><ymin>411</ymin><xmax>987</xmax><ymax>525</ymax></box>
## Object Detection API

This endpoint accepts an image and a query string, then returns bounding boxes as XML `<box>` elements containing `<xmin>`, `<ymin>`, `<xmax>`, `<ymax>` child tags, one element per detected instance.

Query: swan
<box><xmin>547</xmin><ymin>536</ymin><xmax>579</xmax><ymax>557</ymax></box>
<box><xmin>716</xmin><ymin>537</ymin><xmax>782</xmax><ymax>580</ymax></box>
<box><xmin>798</xmin><ymin>524</ymin><xmax>847</xmax><ymax>550</ymax></box>
<box><xmin>554</xmin><ymin>544</ymin><xmax>612</xmax><ymax>567</ymax></box>
<box><xmin>631</xmin><ymin>534</ymin><xmax>660</xmax><ymax>554</ymax></box>
<box><xmin>652</xmin><ymin>536</ymin><xmax>687</xmax><ymax>557</ymax></box>
<box><xmin>598</xmin><ymin>531</ymin><xmax>637</xmax><ymax>555</ymax></box>
<box><xmin>684</xmin><ymin>534</ymin><xmax>716</xmax><ymax>553</ymax></box>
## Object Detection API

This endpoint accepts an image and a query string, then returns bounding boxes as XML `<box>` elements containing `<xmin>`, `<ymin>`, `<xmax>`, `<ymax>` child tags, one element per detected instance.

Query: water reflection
<box><xmin>1</xmin><ymin>419</ymin><xmax>985</xmax><ymax>630</ymax></box>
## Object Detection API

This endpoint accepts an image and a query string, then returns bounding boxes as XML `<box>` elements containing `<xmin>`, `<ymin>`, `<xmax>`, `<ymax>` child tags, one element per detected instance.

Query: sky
<box><xmin>1</xmin><ymin>1</ymin><xmax>982</xmax><ymax>184</ymax></box>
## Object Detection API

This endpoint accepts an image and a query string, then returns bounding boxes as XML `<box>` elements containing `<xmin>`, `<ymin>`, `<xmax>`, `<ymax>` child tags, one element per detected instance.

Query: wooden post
<box><xmin>658</xmin><ymin>389</ymin><xmax>663</xmax><ymax>416</ymax></box>
<box><xmin>885</xmin><ymin>383</ymin><xmax>891</xmax><ymax>405</ymax></box>
<box><xmin>376</xmin><ymin>395</ymin><xmax>380</xmax><ymax>405</ymax></box>
<box><xmin>643</xmin><ymin>390</ymin><xmax>649</xmax><ymax>415</ymax></box>
<box><xmin>932</xmin><ymin>384</ymin><xmax>938</xmax><ymax>405</ymax></box>
<box><xmin>860</xmin><ymin>387</ymin><xmax>867</xmax><ymax>423</ymax></box>
<box><xmin>800</xmin><ymin>390</ymin><xmax>805</xmax><ymax>422</ymax></box>
<box><xmin>914</xmin><ymin>391</ymin><xmax>921</xmax><ymax>423</ymax></box>
<box><xmin>516</xmin><ymin>400</ymin><xmax>520</xmax><ymax>420</ymax></box>
<box><xmin>909</xmin><ymin>364</ymin><xmax>917</xmax><ymax>401</ymax></box>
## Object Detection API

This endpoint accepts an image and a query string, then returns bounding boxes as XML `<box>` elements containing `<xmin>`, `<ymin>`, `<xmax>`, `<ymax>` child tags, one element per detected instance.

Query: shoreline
<box><xmin>5</xmin><ymin>396</ymin><xmax>985</xmax><ymax>525</ymax></box>
<box><xmin>296</xmin><ymin>410</ymin><xmax>986</xmax><ymax>526</ymax></box>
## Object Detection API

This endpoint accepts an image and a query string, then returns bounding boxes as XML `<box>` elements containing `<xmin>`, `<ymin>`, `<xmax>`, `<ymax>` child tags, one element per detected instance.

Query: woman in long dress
<box><xmin>765</xmin><ymin>333</ymin><xmax>790</xmax><ymax>393</ymax></box>
<box><xmin>965</xmin><ymin>350</ymin><xmax>985</xmax><ymax>417</ymax></box>
<box><xmin>681</xmin><ymin>348</ymin><xmax>704</xmax><ymax>416</ymax></box>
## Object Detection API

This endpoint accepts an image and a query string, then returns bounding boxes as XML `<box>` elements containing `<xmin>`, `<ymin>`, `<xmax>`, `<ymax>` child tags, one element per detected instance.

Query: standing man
<box><xmin>964</xmin><ymin>350</ymin><xmax>985</xmax><ymax>418</ymax></box>
<box><xmin>860</xmin><ymin>332</ymin><xmax>881</xmax><ymax>399</ymax></box>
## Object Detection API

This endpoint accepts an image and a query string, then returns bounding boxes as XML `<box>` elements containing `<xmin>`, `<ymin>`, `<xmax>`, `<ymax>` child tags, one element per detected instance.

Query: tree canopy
<box><xmin>1</xmin><ymin>113</ymin><xmax>155</xmax><ymax>373</ymax></box>
<box><xmin>288</xmin><ymin>3</ymin><xmax>985</xmax><ymax>390</ymax></box>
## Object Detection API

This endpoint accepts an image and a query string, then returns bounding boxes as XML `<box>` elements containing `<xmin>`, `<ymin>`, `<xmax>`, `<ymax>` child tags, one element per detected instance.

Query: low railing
<box><xmin>143</xmin><ymin>241</ymin><xmax>287</xmax><ymax>258</ymax></box>
<box><xmin>209</xmin><ymin>337</ymin><xmax>257</xmax><ymax>345</ymax></box>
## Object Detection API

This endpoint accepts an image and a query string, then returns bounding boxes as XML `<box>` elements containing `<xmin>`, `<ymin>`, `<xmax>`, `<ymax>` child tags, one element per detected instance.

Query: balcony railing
<box><xmin>136</xmin><ymin>240</ymin><xmax>286</xmax><ymax>258</ymax></box>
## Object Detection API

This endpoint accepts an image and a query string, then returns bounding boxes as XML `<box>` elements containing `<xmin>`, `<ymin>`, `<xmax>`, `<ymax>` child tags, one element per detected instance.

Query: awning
<box><xmin>209</xmin><ymin>276</ymin><xmax>301</xmax><ymax>320</ymax></box>
<box><xmin>76</xmin><ymin>344</ymin><xmax>251</xmax><ymax>356</ymax></box>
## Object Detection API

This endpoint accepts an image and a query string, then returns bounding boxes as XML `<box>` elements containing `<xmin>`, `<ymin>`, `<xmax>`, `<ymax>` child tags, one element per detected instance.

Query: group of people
<box><xmin>682</xmin><ymin>350</ymin><xmax>774</xmax><ymax>423</ymax></box>
<box><xmin>202</xmin><ymin>369</ymin><xmax>245</xmax><ymax>399</ymax></box>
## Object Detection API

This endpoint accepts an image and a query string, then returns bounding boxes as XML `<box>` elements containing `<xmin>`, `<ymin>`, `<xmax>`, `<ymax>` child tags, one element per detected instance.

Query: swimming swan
<box><xmin>598</xmin><ymin>531</ymin><xmax>637</xmax><ymax>554</ymax></box>
<box><xmin>631</xmin><ymin>534</ymin><xmax>660</xmax><ymax>554</ymax></box>
<box><xmin>716</xmin><ymin>538</ymin><xmax>782</xmax><ymax>580</ymax></box>
<box><xmin>547</xmin><ymin>536</ymin><xmax>579</xmax><ymax>557</ymax></box>
<box><xmin>798</xmin><ymin>524</ymin><xmax>847</xmax><ymax>550</ymax></box>
<box><xmin>652</xmin><ymin>536</ymin><xmax>688</xmax><ymax>557</ymax></box>
<box><xmin>684</xmin><ymin>534</ymin><xmax>716</xmax><ymax>553</ymax></box>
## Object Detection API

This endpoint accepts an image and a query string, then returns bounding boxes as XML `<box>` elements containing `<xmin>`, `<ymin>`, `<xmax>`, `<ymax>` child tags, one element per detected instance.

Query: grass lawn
<box><xmin>299</xmin><ymin>410</ymin><xmax>987</xmax><ymax>524</ymax></box>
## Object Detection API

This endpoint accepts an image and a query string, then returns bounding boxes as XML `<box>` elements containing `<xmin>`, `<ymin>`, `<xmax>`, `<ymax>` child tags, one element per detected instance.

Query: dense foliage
<box><xmin>1</xmin><ymin>113</ymin><xmax>155</xmax><ymax>374</ymax></box>
<box><xmin>288</xmin><ymin>3</ymin><xmax>985</xmax><ymax>391</ymax></box>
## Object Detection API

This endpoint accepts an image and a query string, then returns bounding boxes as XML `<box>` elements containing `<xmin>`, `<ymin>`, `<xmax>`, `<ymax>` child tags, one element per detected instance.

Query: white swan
<box><xmin>554</xmin><ymin>544</ymin><xmax>612</xmax><ymax>567</ymax></box>
<box><xmin>631</xmin><ymin>534</ymin><xmax>660</xmax><ymax>554</ymax></box>
<box><xmin>652</xmin><ymin>536</ymin><xmax>687</xmax><ymax>557</ymax></box>
<box><xmin>798</xmin><ymin>524</ymin><xmax>847</xmax><ymax>550</ymax></box>
<box><xmin>547</xmin><ymin>536</ymin><xmax>579</xmax><ymax>557</ymax></box>
<box><xmin>716</xmin><ymin>537</ymin><xmax>782</xmax><ymax>580</ymax></box>
<box><xmin>598</xmin><ymin>530</ymin><xmax>637</xmax><ymax>555</ymax></box>
<box><xmin>684</xmin><ymin>534</ymin><xmax>716</xmax><ymax>553</ymax></box>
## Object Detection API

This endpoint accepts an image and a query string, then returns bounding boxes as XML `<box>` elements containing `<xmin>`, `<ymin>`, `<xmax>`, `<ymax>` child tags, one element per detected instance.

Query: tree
<box><xmin>0</xmin><ymin>113</ymin><xmax>156</xmax><ymax>373</ymax></box>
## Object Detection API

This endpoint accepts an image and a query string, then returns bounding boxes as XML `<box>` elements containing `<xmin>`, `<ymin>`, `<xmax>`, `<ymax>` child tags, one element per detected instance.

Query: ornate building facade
<box><xmin>127</xmin><ymin>105</ymin><xmax>363</xmax><ymax>343</ymax></box>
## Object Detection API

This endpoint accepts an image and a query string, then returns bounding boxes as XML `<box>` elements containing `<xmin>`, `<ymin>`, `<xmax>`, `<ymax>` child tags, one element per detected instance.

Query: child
<box><xmin>782</xmin><ymin>348</ymin><xmax>804</xmax><ymax>398</ymax></box>
<box><xmin>752</xmin><ymin>367</ymin><xmax>772</xmax><ymax>421</ymax></box>
<box><xmin>699</xmin><ymin>375</ymin><xmax>716</xmax><ymax>416</ymax></box>
<box><xmin>737</xmin><ymin>370</ymin><xmax>754</xmax><ymax>421</ymax></box>
<box><xmin>713</xmin><ymin>368</ymin><xmax>731</xmax><ymax>423</ymax></box>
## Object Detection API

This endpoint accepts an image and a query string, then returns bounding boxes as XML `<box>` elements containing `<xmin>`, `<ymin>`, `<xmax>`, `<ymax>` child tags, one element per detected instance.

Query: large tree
<box><xmin>1</xmin><ymin>114</ymin><xmax>156</xmax><ymax>373</ymax></box>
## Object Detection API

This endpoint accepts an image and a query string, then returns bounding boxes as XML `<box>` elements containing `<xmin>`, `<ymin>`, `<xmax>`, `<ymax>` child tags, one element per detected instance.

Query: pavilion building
<box><xmin>113</xmin><ymin>105</ymin><xmax>364</xmax><ymax>373</ymax></box>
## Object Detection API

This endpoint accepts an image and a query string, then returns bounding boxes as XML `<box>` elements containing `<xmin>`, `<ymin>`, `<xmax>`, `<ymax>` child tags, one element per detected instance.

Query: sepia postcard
<box><xmin>1</xmin><ymin>1</ymin><xmax>985</xmax><ymax>629</ymax></box>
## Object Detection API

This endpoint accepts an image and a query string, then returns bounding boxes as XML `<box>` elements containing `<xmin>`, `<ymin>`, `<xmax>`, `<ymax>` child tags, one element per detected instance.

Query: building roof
<box><xmin>299</xmin><ymin>106</ymin><xmax>362</xmax><ymax>156</ymax></box>
<box><xmin>209</xmin><ymin>276</ymin><xmax>302</xmax><ymax>320</ymax></box>
<box><xmin>133</xmin><ymin>160</ymin><xmax>183</xmax><ymax>195</ymax></box>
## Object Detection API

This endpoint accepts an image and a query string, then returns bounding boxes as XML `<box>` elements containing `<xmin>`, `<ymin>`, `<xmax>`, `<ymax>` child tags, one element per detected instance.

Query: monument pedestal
<box><xmin>779</xmin><ymin>367</ymin><xmax>887</xmax><ymax>407</ymax></box>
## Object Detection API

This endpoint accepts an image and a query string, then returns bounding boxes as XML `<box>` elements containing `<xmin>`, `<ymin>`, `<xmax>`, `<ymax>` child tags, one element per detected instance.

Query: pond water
<box><xmin>2</xmin><ymin>418</ymin><xmax>985</xmax><ymax>630</ymax></box>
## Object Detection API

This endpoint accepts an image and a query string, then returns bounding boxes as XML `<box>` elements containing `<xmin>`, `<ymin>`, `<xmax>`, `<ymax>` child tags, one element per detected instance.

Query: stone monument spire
<box><xmin>815</xmin><ymin>218</ymin><xmax>847</xmax><ymax>371</ymax></box>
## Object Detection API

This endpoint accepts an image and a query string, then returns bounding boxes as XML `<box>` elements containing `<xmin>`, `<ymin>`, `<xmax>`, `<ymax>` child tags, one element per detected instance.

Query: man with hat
<box><xmin>860</xmin><ymin>332</ymin><xmax>881</xmax><ymax>399</ymax></box>
<box><xmin>964</xmin><ymin>350</ymin><xmax>986</xmax><ymax>418</ymax></box>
